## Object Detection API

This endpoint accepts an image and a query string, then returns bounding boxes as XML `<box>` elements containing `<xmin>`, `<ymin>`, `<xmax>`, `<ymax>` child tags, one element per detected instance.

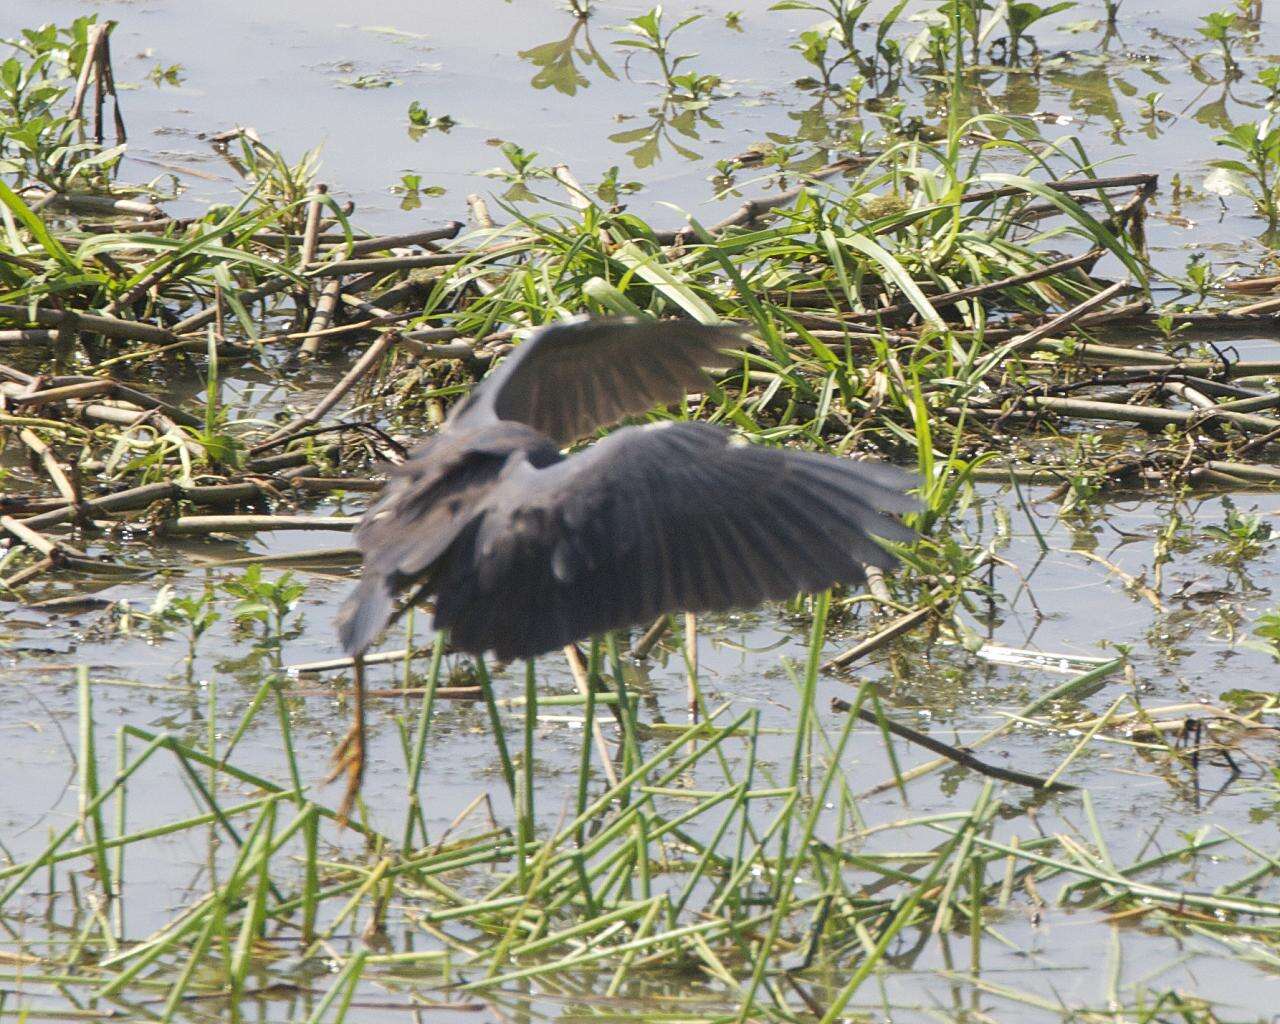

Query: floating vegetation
<box><xmin>1</xmin><ymin>5</ymin><xmax>1280</xmax><ymax>1023</ymax></box>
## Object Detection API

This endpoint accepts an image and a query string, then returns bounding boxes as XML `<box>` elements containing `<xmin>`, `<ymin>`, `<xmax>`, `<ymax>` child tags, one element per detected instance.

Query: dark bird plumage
<box><xmin>335</xmin><ymin>316</ymin><xmax>917</xmax><ymax>662</ymax></box>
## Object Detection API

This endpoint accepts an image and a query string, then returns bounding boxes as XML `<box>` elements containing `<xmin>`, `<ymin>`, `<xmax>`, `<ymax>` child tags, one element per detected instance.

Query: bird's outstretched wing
<box><xmin>450</xmin><ymin>316</ymin><xmax>748</xmax><ymax>443</ymax></box>
<box><xmin>430</xmin><ymin>421</ymin><xmax>917</xmax><ymax>660</ymax></box>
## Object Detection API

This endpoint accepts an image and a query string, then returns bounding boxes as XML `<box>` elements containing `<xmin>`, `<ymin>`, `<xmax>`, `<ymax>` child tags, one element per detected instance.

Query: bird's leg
<box><xmin>684</xmin><ymin>612</ymin><xmax>700</xmax><ymax>726</ymax></box>
<box><xmin>563</xmin><ymin>644</ymin><xmax>620</xmax><ymax>789</ymax></box>
<box><xmin>327</xmin><ymin>651</ymin><xmax>367</xmax><ymax>824</ymax></box>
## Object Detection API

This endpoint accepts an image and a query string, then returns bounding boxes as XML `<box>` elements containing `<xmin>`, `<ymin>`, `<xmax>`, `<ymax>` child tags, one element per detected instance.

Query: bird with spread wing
<box><xmin>330</xmin><ymin>316</ymin><xmax>917</xmax><ymax>812</ymax></box>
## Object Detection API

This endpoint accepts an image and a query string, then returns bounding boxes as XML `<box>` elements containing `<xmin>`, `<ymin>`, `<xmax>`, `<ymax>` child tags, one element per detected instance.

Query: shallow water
<box><xmin>2</xmin><ymin>1</ymin><xmax>1280</xmax><ymax>1020</ymax></box>
<box><xmin>10</xmin><ymin>481</ymin><xmax>1280</xmax><ymax>1020</ymax></box>
<box><xmin>2</xmin><ymin>1</ymin><xmax>1276</xmax><ymax>252</ymax></box>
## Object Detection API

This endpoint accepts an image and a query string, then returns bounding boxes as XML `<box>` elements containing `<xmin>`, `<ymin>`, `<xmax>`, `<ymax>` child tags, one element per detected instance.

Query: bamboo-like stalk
<box><xmin>1017</xmin><ymin>393</ymin><xmax>1280</xmax><ymax>434</ymax></box>
<box><xmin>253</xmin><ymin>331</ymin><xmax>398</xmax><ymax>449</ymax></box>
<box><xmin>0</xmin><ymin>302</ymin><xmax>175</xmax><ymax>344</ymax></box>
<box><xmin>159</xmin><ymin>514</ymin><xmax>359</xmax><ymax>534</ymax></box>
<box><xmin>306</xmin><ymin>252</ymin><xmax>462</xmax><ymax>277</ymax></box>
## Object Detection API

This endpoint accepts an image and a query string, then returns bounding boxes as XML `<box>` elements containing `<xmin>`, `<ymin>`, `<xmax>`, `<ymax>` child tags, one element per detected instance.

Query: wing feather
<box><xmin>430</xmin><ymin>422</ymin><xmax>917</xmax><ymax>660</ymax></box>
<box><xmin>451</xmin><ymin>317</ymin><xmax>748</xmax><ymax>443</ymax></box>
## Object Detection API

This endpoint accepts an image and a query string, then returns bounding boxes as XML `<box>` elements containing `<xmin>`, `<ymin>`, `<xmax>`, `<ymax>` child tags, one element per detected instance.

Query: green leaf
<box><xmin>0</xmin><ymin>178</ymin><xmax>77</xmax><ymax>272</ymax></box>
<box><xmin>582</xmin><ymin>277</ymin><xmax>647</xmax><ymax>318</ymax></box>
<box><xmin>839</xmin><ymin>231</ymin><xmax>946</xmax><ymax>330</ymax></box>
<box><xmin>976</xmin><ymin>172</ymin><xmax>1146</xmax><ymax>281</ymax></box>
<box><xmin>609</xmin><ymin>241</ymin><xmax>718</xmax><ymax>323</ymax></box>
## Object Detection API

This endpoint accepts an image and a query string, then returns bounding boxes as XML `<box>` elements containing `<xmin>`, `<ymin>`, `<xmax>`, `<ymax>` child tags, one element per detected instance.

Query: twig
<box><xmin>252</xmin><ymin>331</ymin><xmax>398</xmax><ymax>450</ymax></box>
<box><xmin>830</xmin><ymin>696</ymin><xmax>1071</xmax><ymax>791</ymax></box>
<box><xmin>1228</xmin><ymin>293</ymin><xmax>1280</xmax><ymax>316</ymax></box>
<box><xmin>630</xmin><ymin>616</ymin><xmax>669</xmax><ymax>659</ymax></box>
<box><xmin>306</xmin><ymin>253</ymin><xmax>462</xmax><ymax>278</ymax></box>
<box><xmin>823</xmin><ymin>604</ymin><xmax>939</xmax><ymax>670</ymax></box>
<box><xmin>860</xmin><ymin>658</ymin><xmax>1125</xmax><ymax>796</ymax></box>
<box><xmin>160</xmin><ymin>514</ymin><xmax>359</xmax><ymax>535</ymax></box>
<box><xmin>18</xmin><ymin>429</ymin><xmax>77</xmax><ymax>503</ymax></box>
<box><xmin>0</xmin><ymin>303</ymin><xmax>175</xmax><ymax>345</ymax></box>
<box><xmin>1015</xmin><ymin>395</ymin><xmax>1280</xmax><ymax>435</ymax></box>
<box><xmin>958</xmin><ymin>173</ymin><xmax>1158</xmax><ymax>206</ymax></box>
<box><xmin>563</xmin><ymin>645</ymin><xmax>621</xmax><ymax>788</ymax></box>
<box><xmin>32</xmin><ymin>192</ymin><xmax>160</xmax><ymax>219</ymax></box>
<box><xmin>862</xmin><ymin>564</ymin><xmax>893</xmax><ymax>604</ymax></box>
<box><xmin>299</xmin><ymin>184</ymin><xmax>329</xmax><ymax>269</ymax></box>
<box><xmin>1224</xmin><ymin>274</ymin><xmax>1280</xmax><ymax>294</ymax></box>
<box><xmin>0</xmin><ymin>329</ymin><xmax>60</xmax><ymax>344</ymax></box>
<box><xmin>1201</xmin><ymin>460</ymin><xmax>1280</xmax><ymax>484</ymax></box>
<box><xmin>0</xmin><ymin>554</ymin><xmax>55</xmax><ymax>591</ymax></box>
<box><xmin>290</xmin><ymin>475</ymin><xmax>383</xmax><ymax>493</ymax></box>
<box><xmin>291</xmin><ymin>647</ymin><xmax>439</xmax><ymax>675</ymax></box>
<box><xmin>191</xmin><ymin>546</ymin><xmax>359</xmax><ymax>568</ymax></box>
<box><xmin>1033</xmin><ymin>339</ymin><xmax>1177</xmax><ymax>367</ymax></box>
<box><xmin>551</xmin><ymin>165</ymin><xmax>593</xmax><ymax>212</ymax></box>
<box><xmin>302</xmin><ymin>279</ymin><xmax>342</xmax><ymax>356</ymax></box>
<box><xmin>1072</xmin><ymin>549</ymin><xmax>1166</xmax><ymax>612</ymax></box>
<box><xmin>1002</xmin><ymin>279</ymin><xmax>1133</xmax><ymax>356</ymax></box>
<box><xmin>1</xmin><ymin>515</ymin><xmax>88</xmax><ymax>558</ymax></box>
<box><xmin>2</xmin><ymin>378</ymin><xmax>201</xmax><ymax>427</ymax></box>
<box><xmin>466</xmin><ymin>195</ymin><xmax>496</xmax><ymax>229</ymax></box>
<box><xmin>8</xmin><ymin>379</ymin><xmax>112</xmax><ymax>407</ymax></box>
<box><xmin>69</xmin><ymin>24</ymin><xmax>110</xmax><ymax>140</ymax></box>
<box><xmin>346</xmin><ymin>222</ymin><xmax>464</xmax><ymax>255</ymax></box>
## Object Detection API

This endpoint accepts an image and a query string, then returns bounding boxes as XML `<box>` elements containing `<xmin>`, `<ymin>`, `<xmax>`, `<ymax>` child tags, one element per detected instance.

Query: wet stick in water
<box><xmin>862</xmin><ymin>658</ymin><xmax>1126</xmax><ymax>796</ymax></box>
<box><xmin>684</xmin><ymin>611</ymin><xmax>699</xmax><ymax>725</ymax></box>
<box><xmin>253</xmin><ymin>330</ymin><xmax>398</xmax><ymax>449</ymax></box>
<box><xmin>564</xmin><ymin>643</ymin><xmax>621</xmax><ymax>788</ymax></box>
<box><xmin>829</xmin><ymin>696</ymin><xmax>1073</xmax><ymax>791</ymax></box>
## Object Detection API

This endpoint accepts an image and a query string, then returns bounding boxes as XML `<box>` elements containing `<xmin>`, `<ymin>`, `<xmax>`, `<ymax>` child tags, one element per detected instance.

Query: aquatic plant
<box><xmin>0</xmin><ymin>16</ymin><xmax>124</xmax><ymax>188</ymax></box>
<box><xmin>613</xmin><ymin>6</ymin><xmax>704</xmax><ymax>90</ymax></box>
<box><xmin>1197</xmin><ymin>7</ymin><xmax>1248</xmax><ymax>79</ymax></box>
<box><xmin>1207</xmin><ymin>115</ymin><xmax>1280</xmax><ymax>231</ymax></box>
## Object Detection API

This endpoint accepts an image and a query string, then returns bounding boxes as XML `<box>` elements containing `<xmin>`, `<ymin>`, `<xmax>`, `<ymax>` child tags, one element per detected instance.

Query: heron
<box><xmin>330</xmin><ymin>316</ymin><xmax>917</xmax><ymax>810</ymax></box>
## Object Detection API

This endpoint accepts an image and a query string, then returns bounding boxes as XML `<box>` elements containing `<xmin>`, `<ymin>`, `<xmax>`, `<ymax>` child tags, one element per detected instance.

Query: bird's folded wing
<box><xmin>431</xmin><ymin>421</ymin><xmax>917</xmax><ymax>660</ymax></box>
<box><xmin>451</xmin><ymin>317</ymin><xmax>749</xmax><ymax>443</ymax></box>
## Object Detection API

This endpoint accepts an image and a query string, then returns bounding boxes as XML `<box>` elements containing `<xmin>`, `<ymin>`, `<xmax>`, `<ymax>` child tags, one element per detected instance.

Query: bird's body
<box><xmin>336</xmin><ymin>316</ymin><xmax>916</xmax><ymax>661</ymax></box>
<box><xmin>329</xmin><ymin>316</ymin><xmax>915</xmax><ymax>811</ymax></box>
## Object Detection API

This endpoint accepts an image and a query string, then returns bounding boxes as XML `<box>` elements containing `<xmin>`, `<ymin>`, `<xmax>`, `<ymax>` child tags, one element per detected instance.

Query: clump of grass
<box><xmin>3</xmin><ymin>617</ymin><xmax>1277</xmax><ymax>1022</ymax></box>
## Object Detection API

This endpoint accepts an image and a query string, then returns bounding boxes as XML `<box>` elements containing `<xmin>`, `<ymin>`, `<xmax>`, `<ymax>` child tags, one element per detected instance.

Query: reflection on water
<box><xmin>519</xmin><ymin>15</ymin><xmax>617</xmax><ymax>97</ymax></box>
<box><xmin>1</xmin><ymin>0</ymin><xmax>1275</xmax><ymax>251</ymax></box>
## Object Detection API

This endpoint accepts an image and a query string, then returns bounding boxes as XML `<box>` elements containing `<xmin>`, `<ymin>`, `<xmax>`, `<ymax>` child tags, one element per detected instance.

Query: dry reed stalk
<box><xmin>253</xmin><ymin>332</ymin><xmax>399</xmax><ymax>450</ymax></box>
<box><xmin>302</xmin><ymin>279</ymin><xmax>343</xmax><ymax>356</ymax></box>
<box><xmin>0</xmin><ymin>303</ymin><xmax>175</xmax><ymax>345</ymax></box>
